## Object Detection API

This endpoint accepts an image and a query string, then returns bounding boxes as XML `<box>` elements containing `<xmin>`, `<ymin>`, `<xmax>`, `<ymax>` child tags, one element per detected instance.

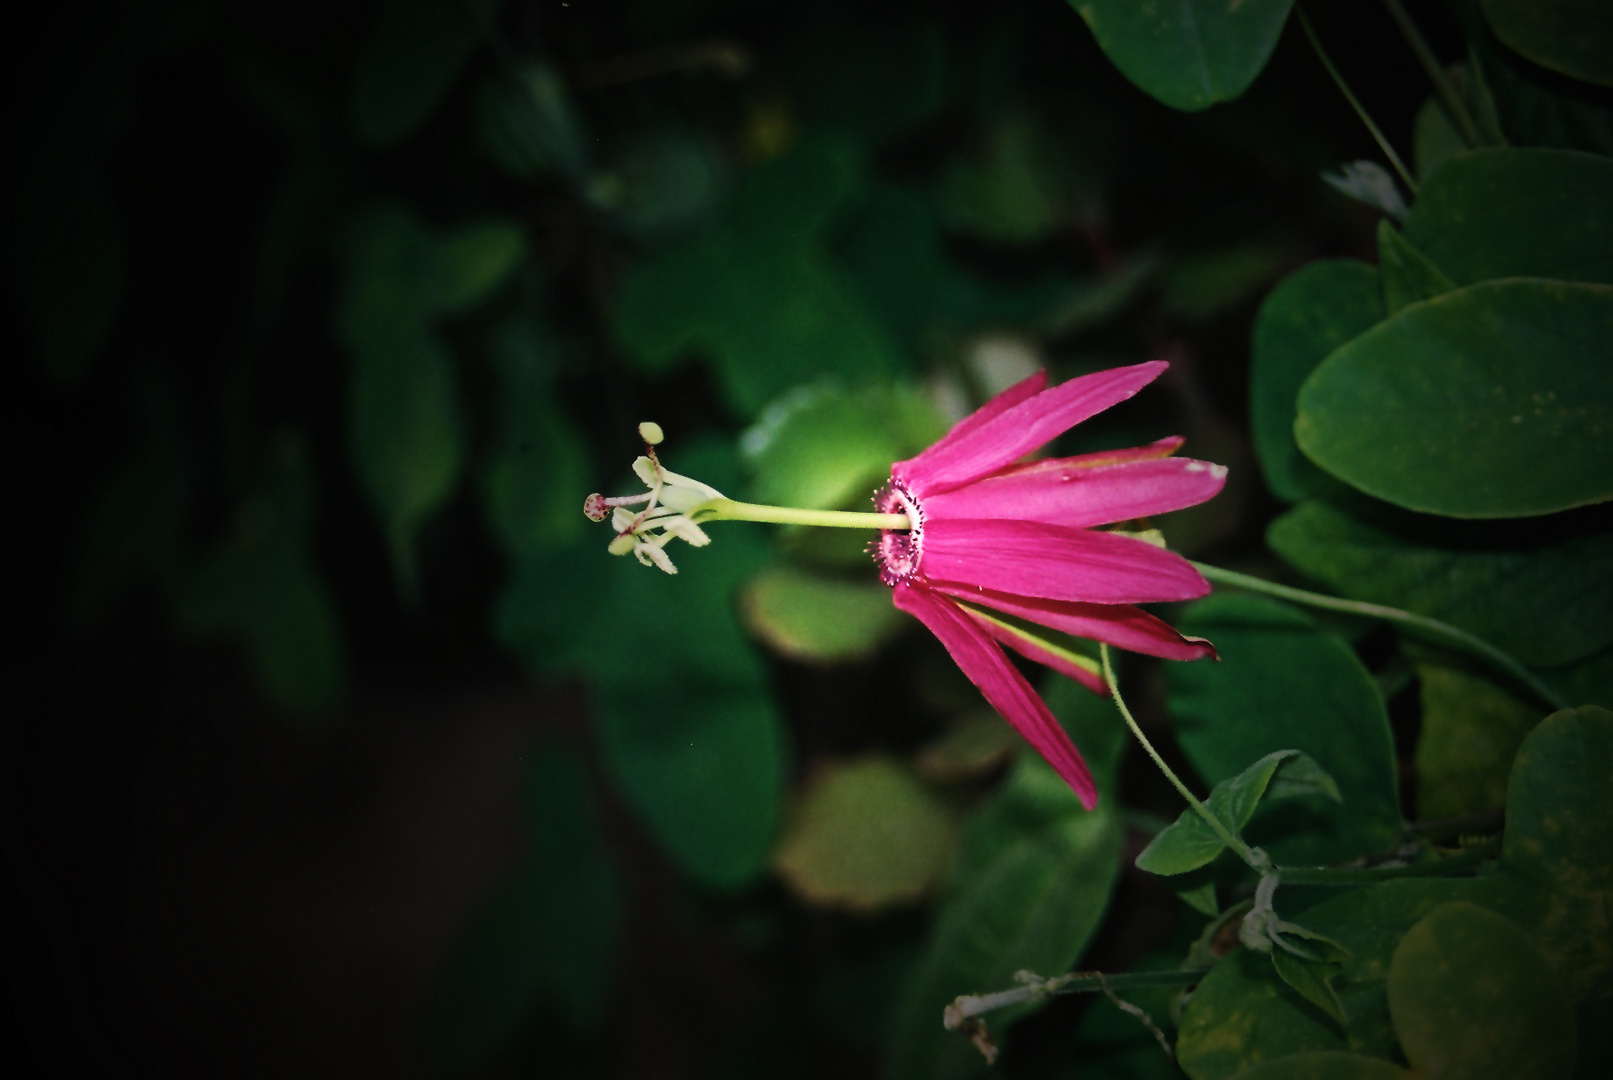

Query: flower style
<box><xmin>873</xmin><ymin>361</ymin><xmax>1225</xmax><ymax>810</ymax></box>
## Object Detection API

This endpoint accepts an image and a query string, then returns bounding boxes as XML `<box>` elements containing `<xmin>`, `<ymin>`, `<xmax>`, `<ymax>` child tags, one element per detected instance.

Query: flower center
<box><xmin>872</xmin><ymin>480</ymin><xmax>924</xmax><ymax>586</ymax></box>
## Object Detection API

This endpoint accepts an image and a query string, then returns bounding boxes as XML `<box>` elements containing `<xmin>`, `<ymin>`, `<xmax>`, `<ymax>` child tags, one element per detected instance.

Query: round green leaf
<box><xmin>1415</xmin><ymin>662</ymin><xmax>1542</xmax><ymax>819</ymax></box>
<box><xmin>1479</xmin><ymin>0</ymin><xmax>1613</xmax><ymax>88</ymax></box>
<box><xmin>1067</xmin><ymin>0</ymin><xmax>1295</xmax><ymax>112</ymax></box>
<box><xmin>772</xmin><ymin>757</ymin><xmax>956</xmax><ymax>911</ymax></box>
<box><xmin>1249</xmin><ymin>260</ymin><xmax>1384</xmax><ymax>503</ymax></box>
<box><xmin>1267</xmin><ymin>499</ymin><xmax>1613</xmax><ymax>667</ymax></box>
<box><xmin>1402</xmin><ymin>149</ymin><xmax>1613</xmax><ymax>287</ymax></box>
<box><xmin>1169</xmin><ymin>594</ymin><xmax>1400</xmax><ymax>865</ymax></box>
<box><xmin>1388</xmin><ymin>901</ymin><xmax>1575</xmax><ymax>1080</ymax></box>
<box><xmin>739</xmin><ymin>566</ymin><xmax>904</xmax><ymax>663</ymax></box>
<box><xmin>1228</xmin><ymin>1052</ymin><xmax>1409</xmax><ymax>1079</ymax></box>
<box><xmin>1295</xmin><ymin>279</ymin><xmax>1613</xmax><ymax>518</ymax></box>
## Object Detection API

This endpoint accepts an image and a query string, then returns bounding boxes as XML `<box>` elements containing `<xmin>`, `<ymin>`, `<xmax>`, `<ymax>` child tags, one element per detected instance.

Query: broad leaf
<box><xmin>1226</xmin><ymin>1053</ymin><xmax>1409</xmax><ymax>1080</ymax></box>
<box><xmin>1376</xmin><ymin>221</ymin><xmax>1454</xmax><ymax>314</ymax></box>
<box><xmin>1295</xmin><ymin>279</ymin><xmax>1613</xmax><ymax>518</ymax></box>
<box><xmin>1169</xmin><ymin>594</ymin><xmax>1400</xmax><ymax>865</ymax></box>
<box><xmin>1249</xmin><ymin>260</ymin><xmax>1383</xmax><ymax>503</ymax></box>
<box><xmin>1479</xmin><ymin>0</ymin><xmax>1613</xmax><ymax>88</ymax></box>
<box><xmin>1415</xmin><ymin>662</ymin><xmax>1542</xmax><ymax>818</ymax></box>
<box><xmin>1269</xmin><ymin>948</ymin><xmax>1346</xmax><ymax>1027</ymax></box>
<box><xmin>1388</xmin><ymin>901</ymin><xmax>1575</xmax><ymax>1080</ymax></box>
<box><xmin>739</xmin><ymin>566</ymin><xmax>905</xmax><ymax>663</ymax></box>
<box><xmin>1267</xmin><ymin>499</ymin><xmax>1613</xmax><ymax>667</ymax></box>
<box><xmin>1066</xmin><ymin>0</ymin><xmax>1295</xmax><ymax>112</ymax></box>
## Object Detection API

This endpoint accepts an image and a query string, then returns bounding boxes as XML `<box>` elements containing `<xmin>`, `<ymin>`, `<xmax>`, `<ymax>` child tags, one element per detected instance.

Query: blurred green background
<box><xmin>6</xmin><ymin>0</ymin><xmax>1609</xmax><ymax>1077</ymax></box>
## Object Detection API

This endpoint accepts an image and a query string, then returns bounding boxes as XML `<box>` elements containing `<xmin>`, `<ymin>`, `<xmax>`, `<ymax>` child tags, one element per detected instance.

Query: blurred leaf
<box><xmin>429</xmin><ymin>742</ymin><xmax>620</xmax><ymax>1071</ymax></box>
<box><xmin>739</xmin><ymin>566</ymin><xmax>903</xmax><ymax>663</ymax></box>
<box><xmin>915</xmin><ymin>713</ymin><xmax>1021</xmax><ymax>784</ymax></box>
<box><xmin>349</xmin><ymin>0</ymin><xmax>479</xmax><ymax>147</ymax></box>
<box><xmin>1467</xmin><ymin>22</ymin><xmax>1613</xmax><ymax>156</ymax></box>
<box><xmin>13</xmin><ymin>172</ymin><xmax>124</xmax><ymax>385</ymax></box>
<box><xmin>1416</xmin><ymin>662</ymin><xmax>1542</xmax><ymax>818</ymax></box>
<box><xmin>172</xmin><ymin>436</ymin><xmax>344</xmax><ymax>715</ymax></box>
<box><xmin>1376</xmin><ymin>221</ymin><xmax>1454</xmax><ymax>314</ymax></box>
<box><xmin>614</xmin><ymin>140</ymin><xmax>904</xmax><ymax>416</ymax></box>
<box><xmin>1169</xmin><ymin>594</ymin><xmax>1401</xmax><ymax>865</ymax></box>
<box><xmin>1136</xmin><ymin>750</ymin><xmax>1340</xmax><ymax>876</ymax></box>
<box><xmin>935</xmin><ymin>107</ymin><xmax>1101</xmax><ymax>245</ymax></box>
<box><xmin>1402</xmin><ymin>148</ymin><xmax>1613</xmax><ymax>286</ymax></box>
<box><xmin>1387</xmin><ymin>901</ymin><xmax>1575</xmax><ymax>1080</ymax></box>
<box><xmin>475</xmin><ymin>64</ymin><xmax>586</xmax><ymax>180</ymax></box>
<box><xmin>741</xmin><ymin>382</ymin><xmax>945</xmax><ymax>512</ymax></box>
<box><xmin>1479</xmin><ymin>0</ymin><xmax>1613</xmax><ymax>88</ymax></box>
<box><xmin>1249</xmin><ymin>260</ymin><xmax>1384</xmax><ymax>503</ymax></box>
<box><xmin>432</xmin><ymin>219</ymin><xmax>527</xmax><ymax>315</ymax></box>
<box><xmin>836</xmin><ymin>186</ymin><xmax>948</xmax><ymax>350</ymax></box>
<box><xmin>1498</xmin><ymin>704</ymin><xmax>1613</xmax><ymax>1000</ymax></box>
<box><xmin>786</xmin><ymin>19</ymin><xmax>945</xmax><ymax>145</ymax></box>
<box><xmin>68</xmin><ymin>373</ymin><xmax>190</xmax><ymax>623</ymax></box>
<box><xmin>589</xmin><ymin>129</ymin><xmax>725</xmax><ymax>240</ymax></box>
<box><xmin>1067</xmin><ymin>0</ymin><xmax>1295</xmax><ymax>112</ymax></box>
<box><xmin>1295</xmin><ymin>279</ymin><xmax>1613</xmax><ymax>518</ymax></box>
<box><xmin>885</xmin><ymin>755</ymin><xmax>1121</xmax><ymax>1080</ymax></box>
<box><xmin>1267</xmin><ymin>499</ymin><xmax>1613</xmax><ymax>667</ymax></box>
<box><xmin>480</xmin><ymin>314</ymin><xmax>591</xmax><ymax>559</ymax></box>
<box><xmin>772</xmin><ymin>757</ymin><xmax>956</xmax><ymax>911</ymax></box>
<box><xmin>1539</xmin><ymin>643</ymin><xmax>1613</xmax><ymax>712</ymax></box>
<box><xmin>495</xmin><ymin>542</ymin><xmax>608</xmax><ymax>679</ymax></box>
<box><xmin>1232</xmin><ymin>1054</ymin><xmax>1410</xmax><ymax>1079</ymax></box>
<box><xmin>1160</xmin><ymin>243</ymin><xmax>1290</xmax><ymax>322</ymax></box>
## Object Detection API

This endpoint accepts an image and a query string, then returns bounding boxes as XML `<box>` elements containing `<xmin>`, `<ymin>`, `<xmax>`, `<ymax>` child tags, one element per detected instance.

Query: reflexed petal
<box><xmin>922</xmin><ymin>519</ymin><xmax>1210</xmax><ymax>604</ymax></box>
<box><xmin>917</xmin><ymin>369</ymin><xmax>1047</xmax><ymax>459</ymax></box>
<box><xmin>959</xmin><ymin>605</ymin><xmax>1110</xmax><ymax>694</ymax></box>
<box><xmin>924</xmin><ymin>455</ymin><xmax>1228</xmax><ymax>529</ymax></box>
<box><xmin>893</xmin><ymin>583</ymin><xmax>1098</xmax><ymax>809</ymax></box>
<box><xmin>933</xmin><ymin>584</ymin><xmax>1218</xmax><ymax>661</ymax></box>
<box><xmin>894</xmin><ymin>361</ymin><xmax>1168</xmax><ymax>497</ymax></box>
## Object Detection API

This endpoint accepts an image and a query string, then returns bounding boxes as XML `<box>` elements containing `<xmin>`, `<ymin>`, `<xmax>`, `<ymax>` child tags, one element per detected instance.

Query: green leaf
<box><xmin>785</xmin><ymin>18</ymin><xmax>945</xmax><ymax>145</ymax></box>
<box><xmin>429</xmin><ymin>742</ymin><xmax>620</xmax><ymax>1070</ymax></box>
<box><xmin>1295</xmin><ymin>279</ymin><xmax>1613</xmax><ymax>518</ymax></box>
<box><xmin>771</xmin><ymin>757</ymin><xmax>955</xmax><ymax>911</ymax></box>
<box><xmin>1479</xmin><ymin>0</ymin><xmax>1613</xmax><ymax>88</ymax></box>
<box><xmin>474</xmin><ymin>64</ymin><xmax>587</xmax><ymax>180</ymax></box>
<box><xmin>1136</xmin><ymin>750</ymin><xmax>1340</xmax><ymax>876</ymax></box>
<box><xmin>1415</xmin><ymin>662</ymin><xmax>1543</xmax><ymax>818</ymax></box>
<box><xmin>1225</xmin><ymin>1052</ymin><xmax>1410</xmax><ymax>1079</ymax></box>
<box><xmin>885</xmin><ymin>755</ymin><xmax>1121</xmax><ymax>1080</ymax></box>
<box><xmin>1160</xmin><ymin>244</ymin><xmax>1290</xmax><ymax>323</ymax></box>
<box><xmin>1376</xmin><ymin>221</ymin><xmax>1455</xmax><ymax>314</ymax></box>
<box><xmin>1267</xmin><ymin>499</ymin><xmax>1613</xmax><ymax>667</ymax></box>
<box><xmin>613</xmin><ymin>140</ymin><xmax>903</xmax><ymax>417</ymax></box>
<box><xmin>349</xmin><ymin>0</ymin><xmax>478</xmax><ymax>147</ymax></box>
<box><xmin>1466</xmin><ymin>24</ymin><xmax>1613</xmax><ymax>157</ymax></box>
<box><xmin>172</xmin><ymin>437</ymin><xmax>345</xmax><ymax>716</ymax></box>
<box><xmin>1499</xmin><ymin>704</ymin><xmax>1613</xmax><ymax>1000</ymax></box>
<box><xmin>741</xmin><ymin>382</ymin><xmax>945</xmax><ymax>513</ymax></box>
<box><xmin>1168</xmin><ymin>594</ymin><xmax>1401</xmax><ymax>865</ymax></box>
<box><xmin>739</xmin><ymin>566</ymin><xmax>905</xmax><ymax>663</ymax></box>
<box><xmin>1402</xmin><ymin>148</ymin><xmax>1613</xmax><ymax>286</ymax></box>
<box><xmin>1388</xmin><ymin>901</ymin><xmax>1575</xmax><ymax>1080</ymax></box>
<box><xmin>1249</xmin><ymin>260</ymin><xmax>1384</xmax><ymax>503</ymax></box>
<box><xmin>588</xmin><ymin>128</ymin><xmax>727</xmax><ymax>241</ymax></box>
<box><xmin>935</xmin><ymin>107</ymin><xmax>1102</xmax><ymax>245</ymax></box>
<box><xmin>432</xmin><ymin>220</ymin><xmax>527</xmax><ymax>315</ymax></box>
<box><xmin>1066</xmin><ymin>0</ymin><xmax>1295</xmax><ymax>112</ymax></box>
<box><xmin>1269</xmin><ymin>949</ymin><xmax>1346</xmax><ymax>1027</ymax></box>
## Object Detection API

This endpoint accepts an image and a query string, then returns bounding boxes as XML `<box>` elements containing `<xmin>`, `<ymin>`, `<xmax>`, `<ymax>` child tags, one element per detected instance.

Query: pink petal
<box><xmin>924</xmin><ymin>455</ymin><xmax>1228</xmax><ymax>529</ymax></box>
<box><xmin>893</xmin><ymin>583</ymin><xmax>1098</xmax><ymax>809</ymax></box>
<box><xmin>933</xmin><ymin>583</ymin><xmax>1218</xmax><ymax>661</ymax></box>
<box><xmin>993</xmin><ymin>435</ymin><xmax>1185</xmax><ymax>475</ymax></box>
<box><xmin>921</xmin><ymin>519</ymin><xmax>1211</xmax><ymax>604</ymax></box>
<box><xmin>893</xmin><ymin>361</ymin><xmax>1168</xmax><ymax>497</ymax></box>
<box><xmin>920</xmin><ymin>370</ymin><xmax>1048</xmax><ymax>459</ymax></box>
<box><xmin>960</xmin><ymin>606</ymin><xmax>1110</xmax><ymax>695</ymax></box>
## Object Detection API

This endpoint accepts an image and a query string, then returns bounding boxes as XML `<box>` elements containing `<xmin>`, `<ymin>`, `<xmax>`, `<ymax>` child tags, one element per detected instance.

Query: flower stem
<box><xmin>1277</xmin><ymin>834</ymin><xmax>1501</xmax><ymax>886</ymax></box>
<box><xmin>944</xmin><ymin>967</ymin><xmax>1213</xmax><ymax>1027</ymax></box>
<box><xmin>1100</xmin><ymin>644</ymin><xmax>1269</xmax><ymax>873</ymax></box>
<box><xmin>1377</xmin><ymin>0</ymin><xmax>1489</xmax><ymax>149</ymax></box>
<box><xmin>1297</xmin><ymin>6</ymin><xmax>1418</xmax><ymax>195</ymax></box>
<box><xmin>692</xmin><ymin>498</ymin><xmax>909</xmax><ymax>530</ymax></box>
<box><xmin>1190</xmin><ymin>562</ymin><xmax>1568</xmax><ymax>712</ymax></box>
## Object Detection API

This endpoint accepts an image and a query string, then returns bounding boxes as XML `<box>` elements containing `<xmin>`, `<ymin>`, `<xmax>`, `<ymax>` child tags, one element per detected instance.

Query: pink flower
<box><xmin>874</xmin><ymin>361</ymin><xmax>1224</xmax><ymax>810</ymax></box>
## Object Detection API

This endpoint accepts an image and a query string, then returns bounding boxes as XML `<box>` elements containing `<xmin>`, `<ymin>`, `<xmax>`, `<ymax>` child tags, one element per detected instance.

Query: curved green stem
<box><xmin>1101</xmin><ymin>644</ymin><xmax>1269</xmax><ymax>872</ymax></box>
<box><xmin>1277</xmin><ymin>834</ymin><xmax>1501</xmax><ymax>886</ymax></box>
<box><xmin>1190</xmin><ymin>562</ymin><xmax>1568</xmax><ymax>712</ymax></box>
<box><xmin>1297</xmin><ymin>6</ymin><xmax>1418</xmax><ymax>195</ymax></box>
<box><xmin>693</xmin><ymin>498</ymin><xmax>909</xmax><ymax>530</ymax></box>
<box><xmin>1377</xmin><ymin>0</ymin><xmax>1488</xmax><ymax>149</ymax></box>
